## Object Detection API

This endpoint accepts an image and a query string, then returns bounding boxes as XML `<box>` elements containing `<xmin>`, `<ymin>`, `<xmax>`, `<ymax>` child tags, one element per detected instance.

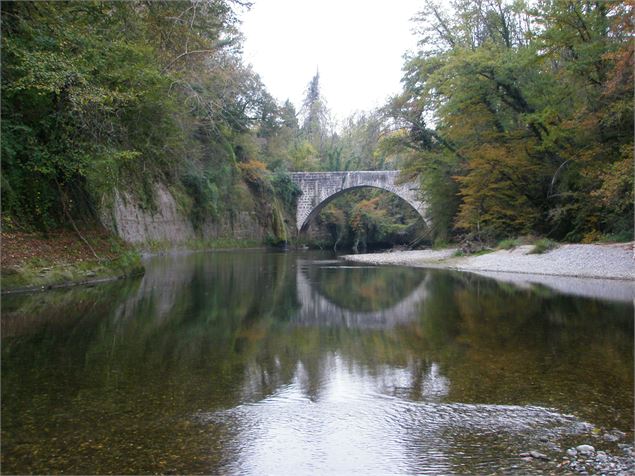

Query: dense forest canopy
<box><xmin>1</xmin><ymin>0</ymin><xmax>632</xmax><ymax>247</ymax></box>
<box><xmin>387</xmin><ymin>0</ymin><xmax>633</xmax><ymax>243</ymax></box>
<box><xmin>2</xmin><ymin>0</ymin><xmax>265</xmax><ymax>230</ymax></box>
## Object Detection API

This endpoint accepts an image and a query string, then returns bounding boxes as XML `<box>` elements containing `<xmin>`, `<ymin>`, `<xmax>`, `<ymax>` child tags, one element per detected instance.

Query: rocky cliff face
<box><xmin>100</xmin><ymin>182</ymin><xmax>282</xmax><ymax>245</ymax></box>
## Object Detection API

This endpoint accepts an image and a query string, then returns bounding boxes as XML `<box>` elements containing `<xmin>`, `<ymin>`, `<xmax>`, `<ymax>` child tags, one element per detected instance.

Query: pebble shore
<box><xmin>342</xmin><ymin>243</ymin><xmax>635</xmax><ymax>301</ymax></box>
<box><xmin>520</xmin><ymin>435</ymin><xmax>635</xmax><ymax>475</ymax></box>
<box><xmin>342</xmin><ymin>243</ymin><xmax>634</xmax><ymax>280</ymax></box>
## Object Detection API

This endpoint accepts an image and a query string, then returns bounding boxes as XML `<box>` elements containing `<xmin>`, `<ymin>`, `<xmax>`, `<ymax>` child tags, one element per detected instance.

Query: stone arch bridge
<box><xmin>289</xmin><ymin>171</ymin><xmax>425</xmax><ymax>232</ymax></box>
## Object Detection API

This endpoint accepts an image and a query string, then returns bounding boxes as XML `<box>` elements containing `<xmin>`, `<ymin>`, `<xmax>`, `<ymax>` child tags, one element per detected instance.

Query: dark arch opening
<box><xmin>298</xmin><ymin>186</ymin><xmax>427</xmax><ymax>251</ymax></box>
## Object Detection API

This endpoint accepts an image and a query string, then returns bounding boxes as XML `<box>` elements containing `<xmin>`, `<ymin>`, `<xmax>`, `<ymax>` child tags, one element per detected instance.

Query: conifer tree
<box><xmin>299</xmin><ymin>70</ymin><xmax>329</xmax><ymax>152</ymax></box>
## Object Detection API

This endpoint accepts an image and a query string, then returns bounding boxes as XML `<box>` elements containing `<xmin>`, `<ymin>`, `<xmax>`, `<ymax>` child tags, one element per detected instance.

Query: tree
<box><xmin>299</xmin><ymin>70</ymin><xmax>330</xmax><ymax>154</ymax></box>
<box><xmin>1</xmin><ymin>2</ymin><xmax>182</xmax><ymax>228</ymax></box>
<box><xmin>335</xmin><ymin>111</ymin><xmax>388</xmax><ymax>171</ymax></box>
<box><xmin>1</xmin><ymin>0</ymin><xmax>294</xmax><ymax>235</ymax></box>
<box><xmin>388</xmin><ymin>0</ymin><xmax>633</xmax><ymax>242</ymax></box>
<box><xmin>280</xmin><ymin>100</ymin><xmax>299</xmax><ymax>132</ymax></box>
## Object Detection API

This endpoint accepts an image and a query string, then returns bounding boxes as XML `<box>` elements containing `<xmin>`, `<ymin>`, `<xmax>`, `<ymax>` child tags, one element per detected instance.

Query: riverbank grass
<box><xmin>1</xmin><ymin>251</ymin><xmax>144</xmax><ymax>293</ymax></box>
<box><xmin>1</xmin><ymin>229</ymin><xmax>144</xmax><ymax>293</ymax></box>
<box><xmin>497</xmin><ymin>238</ymin><xmax>521</xmax><ymax>250</ymax></box>
<box><xmin>139</xmin><ymin>237</ymin><xmax>266</xmax><ymax>254</ymax></box>
<box><xmin>529</xmin><ymin>238</ymin><xmax>559</xmax><ymax>254</ymax></box>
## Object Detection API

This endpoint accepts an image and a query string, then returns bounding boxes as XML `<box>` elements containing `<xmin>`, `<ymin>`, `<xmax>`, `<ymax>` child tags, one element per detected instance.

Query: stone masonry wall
<box><xmin>289</xmin><ymin>171</ymin><xmax>426</xmax><ymax>231</ymax></box>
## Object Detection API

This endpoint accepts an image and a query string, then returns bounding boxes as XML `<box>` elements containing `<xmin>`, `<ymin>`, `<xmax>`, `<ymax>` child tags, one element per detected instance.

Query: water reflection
<box><xmin>294</xmin><ymin>260</ymin><xmax>428</xmax><ymax>328</ymax></box>
<box><xmin>471</xmin><ymin>270</ymin><xmax>635</xmax><ymax>303</ymax></box>
<box><xmin>304</xmin><ymin>262</ymin><xmax>425</xmax><ymax>311</ymax></box>
<box><xmin>2</xmin><ymin>250</ymin><xmax>633</xmax><ymax>475</ymax></box>
<box><xmin>205</xmin><ymin>356</ymin><xmax>583</xmax><ymax>476</ymax></box>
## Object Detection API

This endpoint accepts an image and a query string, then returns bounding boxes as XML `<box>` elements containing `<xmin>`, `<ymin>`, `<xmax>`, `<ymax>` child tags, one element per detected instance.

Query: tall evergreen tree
<box><xmin>299</xmin><ymin>70</ymin><xmax>329</xmax><ymax>152</ymax></box>
<box><xmin>280</xmin><ymin>100</ymin><xmax>299</xmax><ymax>132</ymax></box>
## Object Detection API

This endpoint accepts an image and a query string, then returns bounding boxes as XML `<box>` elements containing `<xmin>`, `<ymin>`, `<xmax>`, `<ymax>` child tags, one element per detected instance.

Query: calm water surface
<box><xmin>2</xmin><ymin>250</ymin><xmax>633</xmax><ymax>474</ymax></box>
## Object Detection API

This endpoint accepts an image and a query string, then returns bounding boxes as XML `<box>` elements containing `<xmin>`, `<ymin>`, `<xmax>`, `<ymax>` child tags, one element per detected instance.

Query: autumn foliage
<box><xmin>389</xmin><ymin>0</ymin><xmax>633</xmax><ymax>242</ymax></box>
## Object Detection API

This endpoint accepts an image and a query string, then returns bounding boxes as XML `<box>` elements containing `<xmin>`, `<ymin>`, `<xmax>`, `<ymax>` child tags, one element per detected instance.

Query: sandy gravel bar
<box><xmin>342</xmin><ymin>243</ymin><xmax>635</xmax><ymax>281</ymax></box>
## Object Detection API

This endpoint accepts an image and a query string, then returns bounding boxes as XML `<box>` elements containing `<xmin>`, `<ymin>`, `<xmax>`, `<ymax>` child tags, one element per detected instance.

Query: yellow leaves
<box><xmin>238</xmin><ymin>159</ymin><xmax>268</xmax><ymax>183</ymax></box>
<box><xmin>444</xmin><ymin>102</ymin><xmax>501</xmax><ymax>144</ymax></box>
<box><xmin>589</xmin><ymin>154</ymin><xmax>634</xmax><ymax>213</ymax></box>
<box><xmin>238</xmin><ymin>159</ymin><xmax>267</xmax><ymax>172</ymax></box>
<box><xmin>453</xmin><ymin>143</ymin><xmax>541</xmax><ymax>236</ymax></box>
<box><xmin>350</xmin><ymin>196</ymin><xmax>386</xmax><ymax>232</ymax></box>
<box><xmin>581</xmin><ymin>229</ymin><xmax>602</xmax><ymax>244</ymax></box>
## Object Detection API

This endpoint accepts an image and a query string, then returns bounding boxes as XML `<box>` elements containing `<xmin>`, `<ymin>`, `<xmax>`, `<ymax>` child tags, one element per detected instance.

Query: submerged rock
<box><xmin>560</xmin><ymin>443</ymin><xmax>635</xmax><ymax>475</ymax></box>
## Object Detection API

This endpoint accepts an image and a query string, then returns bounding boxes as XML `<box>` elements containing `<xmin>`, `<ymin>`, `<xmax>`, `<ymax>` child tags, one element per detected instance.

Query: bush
<box><xmin>271</xmin><ymin>169</ymin><xmax>301</xmax><ymax>211</ymax></box>
<box><xmin>497</xmin><ymin>238</ymin><xmax>520</xmax><ymax>250</ymax></box>
<box><xmin>529</xmin><ymin>238</ymin><xmax>558</xmax><ymax>254</ymax></box>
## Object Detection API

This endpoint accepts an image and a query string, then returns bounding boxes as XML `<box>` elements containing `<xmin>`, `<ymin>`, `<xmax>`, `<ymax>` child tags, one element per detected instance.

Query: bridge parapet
<box><xmin>289</xmin><ymin>170</ymin><xmax>425</xmax><ymax>231</ymax></box>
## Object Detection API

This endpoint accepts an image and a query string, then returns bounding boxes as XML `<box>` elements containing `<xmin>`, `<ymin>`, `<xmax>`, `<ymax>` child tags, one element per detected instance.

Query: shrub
<box><xmin>497</xmin><ymin>238</ymin><xmax>520</xmax><ymax>250</ymax></box>
<box><xmin>529</xmin><ymin>238</ymin><xmax>558</xmax><ymax>254</ymax></box>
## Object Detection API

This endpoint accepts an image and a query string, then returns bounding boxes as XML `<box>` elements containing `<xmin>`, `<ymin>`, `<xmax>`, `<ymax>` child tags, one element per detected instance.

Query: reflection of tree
<box><xmin>1</xmin><ymin>255</ymin><xmax>633</xmax><ymax>475</ymax></box>
<box><xmin>310</xmin><ymin>265</ymin><xmax>423</xmax><ymax>312</ymax></box>
<box><xmin>1</xmin><ymin>250</ymin><xmax>302</xmax><ymax>475</ymax></box>
<box><xmin>417</xmin><ymin>272</ymin><xmax>634</xmax><ymax>431</ymax></box>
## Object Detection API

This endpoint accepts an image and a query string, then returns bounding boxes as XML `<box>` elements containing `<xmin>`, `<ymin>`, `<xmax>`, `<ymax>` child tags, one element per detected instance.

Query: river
<box><xmin>2</xmin><ymin>250</ymin><xmax>633</xmax><ymax>474</ymax></box>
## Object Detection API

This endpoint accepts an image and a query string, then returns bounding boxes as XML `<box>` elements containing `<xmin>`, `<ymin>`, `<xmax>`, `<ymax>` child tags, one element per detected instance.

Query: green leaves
<box><xmin>1</xmin><ymin>1</ymin><xmax>251</xmax><ymax>230</ymax></box>
<box><xmin>391</xmin><ymin>0</ymin><xmax>633</xmax><ymax>242</ymax></box>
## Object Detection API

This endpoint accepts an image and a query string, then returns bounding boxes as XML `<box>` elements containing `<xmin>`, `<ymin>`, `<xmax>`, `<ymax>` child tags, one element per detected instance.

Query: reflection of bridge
<box><xmin>290</xmin><ymin>171</ymin><xmax>426</xmax><ymax>231</ymax></box>
<box><xmin>294</xmin><ymin>261</ymin><xmax>428</xmax><ymax>329</ymax></box>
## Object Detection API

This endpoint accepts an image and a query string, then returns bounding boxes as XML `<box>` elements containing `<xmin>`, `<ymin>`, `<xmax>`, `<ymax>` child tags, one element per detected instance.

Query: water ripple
<box><xmin>195</xmin><ymin>356</ymin><xmax>591</xmax><ymax>475</ymax></box>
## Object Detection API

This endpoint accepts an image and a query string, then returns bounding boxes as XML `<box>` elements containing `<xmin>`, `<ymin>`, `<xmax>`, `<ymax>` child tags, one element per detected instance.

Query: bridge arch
<box><xmin>289</xmin><ymin>171</ymin><xmax>426</xmax><ymax>232</ymax></box>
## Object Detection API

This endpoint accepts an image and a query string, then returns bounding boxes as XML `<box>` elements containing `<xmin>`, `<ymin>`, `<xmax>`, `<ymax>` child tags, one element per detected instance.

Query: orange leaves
<box><xmin>238</xmin><ymin>159</ymin><xmax>267</xmax><ymax>172</ymax></box>
<box><xmin>349</xmin><ymin>196</ymin><xmax>386</xmax><ymax>233</ymax></box>
<box><xmin>454</xmin><ymin>143</ymin><xmax>541</xmax><ymax>237</ymax></box>
<box><xmin>238</xmin><ymin>159</ymin><xmax>268</xmax><ymax>183</ymax></box>
<box><xmin>590</xmin><ymin>153</ymin><xmax>634</xmax><ymax>213</ymax></box>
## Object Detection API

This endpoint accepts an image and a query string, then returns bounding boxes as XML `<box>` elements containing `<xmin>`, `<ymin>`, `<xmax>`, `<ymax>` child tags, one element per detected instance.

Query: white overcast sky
<box><xmin>240</xmin><ymin>0</ymin><xmax>421</xmax><ymax>122</ymax></box>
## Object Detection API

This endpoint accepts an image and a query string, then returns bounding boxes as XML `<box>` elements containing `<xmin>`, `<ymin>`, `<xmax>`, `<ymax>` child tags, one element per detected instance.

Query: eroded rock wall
<box><xmin>100</xmin><ymin>183</ymin><xmax>275</xmax><ymax>245</ymax></box>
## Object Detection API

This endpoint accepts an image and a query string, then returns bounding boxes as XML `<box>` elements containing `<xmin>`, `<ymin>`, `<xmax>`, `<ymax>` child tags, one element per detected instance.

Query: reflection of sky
<box><xmin>471</xmin><ymin>271</ymin><xmax>635</xmax><ymax>302</ymax></box>
<box><xmin>220</xmin><ymin>354</ymin><xmax>450</xmax><ymax>475</ymax></box>
<box><xmin>199</xmin><ymin>354</ymin><xmax>588</xmax><ymax>475</ymax></box>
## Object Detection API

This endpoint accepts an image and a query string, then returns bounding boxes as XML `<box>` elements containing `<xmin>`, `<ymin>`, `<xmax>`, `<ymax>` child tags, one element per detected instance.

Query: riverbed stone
<box><xmin>595</xmin><ymin>451</ymin><xmax>608</xmax><ymax>462</ymax></box>
<box><xmin>530</xmin><ymin>450</ymin><xmax>549</xmax><ymax>460</ymax></box>
<box><xmin>611</xmin><ymin>430</ymin><xmax>626</xmax><ymax>438</ymax></box>
<box><xmin>576</xmin><ymin>444</ymin><xmax>595</xmax><ymax>456</ymax></box>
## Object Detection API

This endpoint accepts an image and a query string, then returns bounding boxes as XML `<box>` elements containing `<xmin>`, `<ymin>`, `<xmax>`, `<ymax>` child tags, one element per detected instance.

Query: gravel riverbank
<box><xmin>342</xmin><ymin>243</ymin><xmax>634</xmax><ymax>280</ymax></box>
